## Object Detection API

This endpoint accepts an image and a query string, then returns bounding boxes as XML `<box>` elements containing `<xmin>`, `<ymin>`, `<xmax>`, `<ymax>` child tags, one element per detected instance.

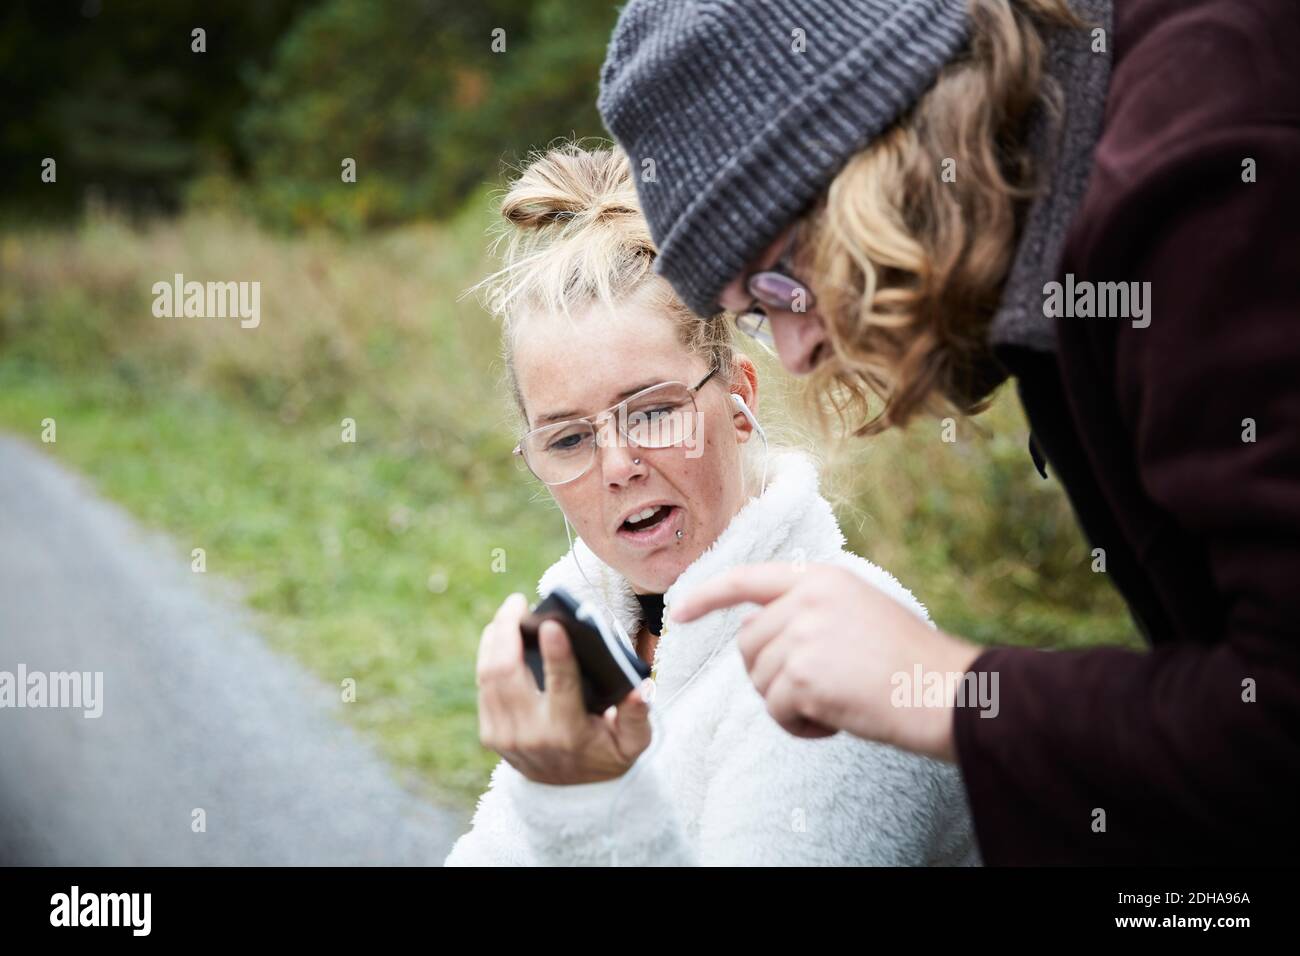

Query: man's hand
<box><xmin>672</xmin><ymin>563</ymin><xmax>981</xmax><ymax>761</ymax></box>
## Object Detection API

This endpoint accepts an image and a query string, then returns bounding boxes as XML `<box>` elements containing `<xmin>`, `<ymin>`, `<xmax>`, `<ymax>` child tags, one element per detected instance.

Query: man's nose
<box><xmin>771</xmin><ymin>309</ymin><xmax>828</xmax><ymax>376</ymax></box>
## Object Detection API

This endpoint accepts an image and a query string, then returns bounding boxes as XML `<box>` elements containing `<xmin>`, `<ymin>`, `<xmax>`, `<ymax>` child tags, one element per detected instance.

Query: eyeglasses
<box><xmin>514</xmin><ymin>367</ymin><xmax>719</xmax><ymax>486</ymax></box>
<box><xmin>733</xmin><ymin>227</ymin><xmax>815</xmax><ymax>353</ymax></box>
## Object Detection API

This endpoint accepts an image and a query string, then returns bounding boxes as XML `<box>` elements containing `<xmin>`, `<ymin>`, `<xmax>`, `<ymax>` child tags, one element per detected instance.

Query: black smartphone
<box><xmin>519</xmin><ymin>587</ymin><xmax>651</xmax><ymax>714</ymax></box>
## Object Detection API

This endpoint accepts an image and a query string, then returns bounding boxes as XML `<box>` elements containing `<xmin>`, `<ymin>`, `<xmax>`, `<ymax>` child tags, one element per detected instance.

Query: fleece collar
<box><xmin>535</xmin><ymin>450</ymin><xmax>845</xmax><ymax>706</ymax></box>
<box><xmin>987</xmin><ymin>0</ymin><xmax>1114</xmax><ymax>354</ymax></box>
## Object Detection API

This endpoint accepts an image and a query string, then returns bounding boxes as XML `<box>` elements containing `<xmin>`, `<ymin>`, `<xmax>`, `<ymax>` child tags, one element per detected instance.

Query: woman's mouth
<box><xmin>616</xmin><ymin>504</ymin><xmax>683</xmax><ymax>547</ymax></box>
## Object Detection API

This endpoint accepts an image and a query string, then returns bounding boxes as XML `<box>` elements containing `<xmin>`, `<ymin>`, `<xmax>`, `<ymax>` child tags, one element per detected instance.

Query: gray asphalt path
<box><xmin>0</xmin><ymin>434</ymin><xmax>468</xmax><ymax>864</ymax></box>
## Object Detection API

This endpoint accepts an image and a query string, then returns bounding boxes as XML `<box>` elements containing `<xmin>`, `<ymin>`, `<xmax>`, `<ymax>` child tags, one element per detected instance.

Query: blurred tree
<box><xmin>0</xmin><ymin>0</ymin><xmax>313</xmax><ymax>222</ymax></box>
<box><xmin>1</xmin><ymin>0</ymin><xmax>622</xmax><ymax>230</ymax></box>
<box><xmin>239</xmin><ymin>0</ymin><xmax>622</xmax><ymax>231</ymax></box>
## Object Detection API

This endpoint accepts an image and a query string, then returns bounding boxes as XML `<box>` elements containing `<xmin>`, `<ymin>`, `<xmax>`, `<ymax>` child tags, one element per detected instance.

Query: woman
<box><xmin>443</xmin><ymin>144</ymin><xmax>977</xmax><ymax>866</ymax></box>
<box><xmin>596</xmin><ymin>0</ymin><xmax>1300</xmax><ymax>863</ymax></box>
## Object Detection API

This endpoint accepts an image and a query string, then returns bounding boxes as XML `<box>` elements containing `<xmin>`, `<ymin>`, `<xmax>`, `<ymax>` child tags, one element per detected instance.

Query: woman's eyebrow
<box><xmin>535</xmin><ymin>378</ymin><xmax>667</xmax><ymax>424</ymax></box>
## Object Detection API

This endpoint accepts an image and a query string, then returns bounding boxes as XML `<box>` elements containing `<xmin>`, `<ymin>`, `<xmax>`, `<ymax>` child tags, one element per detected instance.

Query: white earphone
<box><xmin>729</xmin><ymin>393</ymin><xmax>762</xmax><ymax>433</ymax></box>
<box><xmin>560</xmin><ymin>391</ymin><xmax>770</xmax><ymax>862</ymax></box>
<box><xmin>730</xmin><ymin>393</ymin><xmax>769</xmax><ymax>496</ymax></box>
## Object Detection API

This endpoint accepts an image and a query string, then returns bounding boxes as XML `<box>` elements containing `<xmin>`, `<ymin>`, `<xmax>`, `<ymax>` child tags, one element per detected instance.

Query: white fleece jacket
<box><xmin>445</xmin><ymin>450</ymin><xmax>980</xmax><ymax>866</ymax></box>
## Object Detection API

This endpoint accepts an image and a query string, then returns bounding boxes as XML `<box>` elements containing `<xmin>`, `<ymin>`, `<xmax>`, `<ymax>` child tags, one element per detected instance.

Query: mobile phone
<box><xmin>519</xmin><ymin>587</ymin><xmax>651</xmax><ymax>714</ymax></box>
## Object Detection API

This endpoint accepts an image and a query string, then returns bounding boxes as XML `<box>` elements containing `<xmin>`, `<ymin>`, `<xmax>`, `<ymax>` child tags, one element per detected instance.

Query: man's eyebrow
<box><xmin>534</xmin><ymin>379</ymin><xmax>666</xmax><ymax>425</ymax></box>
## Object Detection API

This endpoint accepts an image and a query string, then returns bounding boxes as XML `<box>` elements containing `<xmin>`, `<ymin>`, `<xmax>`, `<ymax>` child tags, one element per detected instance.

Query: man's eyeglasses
<box><xmin>514</xmin><ymin>367</ymin><xmax>718</xmax><ymax>486</ymax></box>
<box><xmin>733</xmin><ymin>227</ymin><xmax>816</xmax><ymax>353</ymax></box>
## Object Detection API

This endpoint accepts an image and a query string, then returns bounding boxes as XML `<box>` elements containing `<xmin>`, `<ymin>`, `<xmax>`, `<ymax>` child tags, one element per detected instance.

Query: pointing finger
<box><xmin>670</xmin><ymin>562</ymin><xmax>802</xmax><ymax>624</ymax></box>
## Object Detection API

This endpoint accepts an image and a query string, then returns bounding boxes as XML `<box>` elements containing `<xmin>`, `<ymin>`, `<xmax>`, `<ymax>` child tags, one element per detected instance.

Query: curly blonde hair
<box><xmin>793</xmin><ymin>0</ymin><xmax>1085</xmax><ymax>436</ymax></box>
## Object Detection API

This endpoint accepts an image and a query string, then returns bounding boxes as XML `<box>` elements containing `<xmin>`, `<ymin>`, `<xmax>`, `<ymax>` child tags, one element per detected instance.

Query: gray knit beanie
<box><xmin>598</xmin><ymin>0</ymin><xmax>971</xmax><ymax>318</ymax></box>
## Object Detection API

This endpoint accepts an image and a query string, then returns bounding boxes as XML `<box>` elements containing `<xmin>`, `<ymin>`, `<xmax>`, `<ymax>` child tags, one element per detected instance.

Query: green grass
<box><xmin>0</xmin><ymin>205</ymin><xmax>1139</xmax><ymax>805</ymax></box>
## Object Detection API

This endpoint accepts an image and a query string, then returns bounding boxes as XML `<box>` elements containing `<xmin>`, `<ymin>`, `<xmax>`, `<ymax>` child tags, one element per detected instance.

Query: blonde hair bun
<box><xmin>501</xmin><ymin>143</ymin><xmax>646</xmax><ymax>237</ymax></box>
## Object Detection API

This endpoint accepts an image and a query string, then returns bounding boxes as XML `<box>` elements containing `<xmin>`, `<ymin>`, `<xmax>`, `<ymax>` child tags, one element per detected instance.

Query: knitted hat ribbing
<box><xmin>598</xmin><ymin>0</ymin><xmax>971</xmax><ymax>318</ymax></box>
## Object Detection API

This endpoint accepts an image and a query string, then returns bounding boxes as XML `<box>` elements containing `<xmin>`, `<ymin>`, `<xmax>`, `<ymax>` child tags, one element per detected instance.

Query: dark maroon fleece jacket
<box><xmin>954</xmin><ymin>0</ymin><xmax>1300</xmax><ymax>864</ymax></box>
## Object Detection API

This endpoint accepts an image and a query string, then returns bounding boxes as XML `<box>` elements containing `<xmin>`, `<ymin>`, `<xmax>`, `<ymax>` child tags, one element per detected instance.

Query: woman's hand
<box><xmin>476</xmin><ymin>593</ymin><xmax>652</xmax><ymax>784</ymax></box>
<box><xmin>671</xmin><ymin>563</ymin><xmax>982</xmax><ymax>761</ymax></box>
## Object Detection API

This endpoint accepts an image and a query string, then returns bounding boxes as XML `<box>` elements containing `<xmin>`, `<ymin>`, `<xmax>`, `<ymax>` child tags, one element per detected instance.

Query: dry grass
<box><xmin>0</xmin><ymin>203</ymin><xmax>1137</xmax><ymax>801</ymax></box>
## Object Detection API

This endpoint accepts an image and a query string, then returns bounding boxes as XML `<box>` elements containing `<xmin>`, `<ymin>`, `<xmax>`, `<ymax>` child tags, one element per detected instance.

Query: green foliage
<box><xmin>3</xmin><ymin>1</ymin><xmax>621</xmax><ymax>231</ymax></box>
<box><xmin>0</xmin><ymin>210</ymin><xmax>1138</xmax><ymax>803</ymax></box>
<box><xmin>239</xmin><ymin>0</ymin><xmax>620</xmax><ymax>231</ymax></box>
<box><xmin>0</xmin><ymin>0</ymin><xmax>310</xmax><ymax>221</ymax></box>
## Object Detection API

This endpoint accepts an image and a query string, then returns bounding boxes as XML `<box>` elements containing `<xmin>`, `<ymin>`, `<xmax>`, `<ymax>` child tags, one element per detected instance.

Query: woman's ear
<box><xmin>730</xmin><ymin>354</ymin><xmax>760</xmax><ymax>443</ymax></box>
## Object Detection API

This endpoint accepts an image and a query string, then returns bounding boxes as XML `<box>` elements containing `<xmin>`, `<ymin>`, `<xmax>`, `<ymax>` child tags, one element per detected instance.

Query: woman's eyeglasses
<box><xmin>514</xmin><ymin>367</ymin><xmax>718</xmax><ymax>486</ymax></box>
<box><xmin>732</xmin><ymin>228</ymin><xmax>815</xmax><ymax>353</ymax></box>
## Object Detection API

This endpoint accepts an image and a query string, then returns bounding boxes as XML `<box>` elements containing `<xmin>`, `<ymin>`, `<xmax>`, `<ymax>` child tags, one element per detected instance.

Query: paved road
<box><xmin>0</xmin><ymin>434</ymin><xmax>468</xmax><ymax>864</ymax></box>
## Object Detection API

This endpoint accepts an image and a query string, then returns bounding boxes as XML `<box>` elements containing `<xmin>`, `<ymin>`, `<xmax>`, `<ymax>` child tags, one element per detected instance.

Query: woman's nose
<box><xmin>597</xmin><ymin>423</ymin><xmax>647</xmax><ymax>486</ymax></box>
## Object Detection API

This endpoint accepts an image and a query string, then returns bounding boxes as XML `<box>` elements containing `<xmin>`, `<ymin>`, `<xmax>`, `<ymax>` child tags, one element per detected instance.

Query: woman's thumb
<box><xmin>613</xmin><ymin>684</ymin><xmax>652</xmax><ymax>748</ymax></box>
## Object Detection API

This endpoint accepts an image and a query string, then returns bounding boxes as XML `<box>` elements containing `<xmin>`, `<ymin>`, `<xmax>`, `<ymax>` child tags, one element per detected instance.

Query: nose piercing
<box><xmin>633</xmin><ymin>458</ymin><xmax>641</xmax><ymax>465</ymax></box>
<box><xmin>675</xmin><ymin>530</ymin><xmax>683</xmax><ymax>539</ymax></box>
